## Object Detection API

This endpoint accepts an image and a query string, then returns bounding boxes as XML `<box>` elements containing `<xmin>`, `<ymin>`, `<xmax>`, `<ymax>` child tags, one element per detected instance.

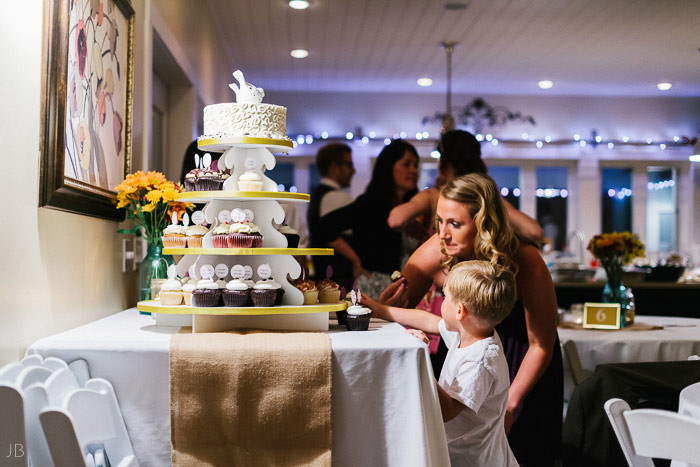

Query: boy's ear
<box><xmin>456</xmin><ymin>302</ymin><xmax>467</xmax><ymax>320</ymax></box>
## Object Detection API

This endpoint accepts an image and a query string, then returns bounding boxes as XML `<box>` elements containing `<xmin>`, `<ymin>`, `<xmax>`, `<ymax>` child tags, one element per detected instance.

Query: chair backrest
<box><xmin>562</xmin><ymin>340</ymin><xmax>592</xmax><ymax>386</ymax></box>
<box><xmin>679</xmin><ymin>381</ymin><xmax>700</xmax><ymax>420</ymax></box>
<box><xmin>605</xmin><ymin>397</ymin><xmax>700</xmax><ymax>467</ymax></box>
<box><xmin>604</xmin><ymin>398</ymin><xmax>654</xmax><ymax>467</ymax></box>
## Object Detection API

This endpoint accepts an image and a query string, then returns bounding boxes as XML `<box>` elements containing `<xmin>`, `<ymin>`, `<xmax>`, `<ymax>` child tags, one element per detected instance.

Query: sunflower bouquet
<box><xmin>587</xmin><ymin>231</ymin><xmax>645</xmax><ymax>285</ymax></box>
<box><xmin>114</xmin><ymin>171</ymin><xmax>193</xmax><ymax>245</ymax></box>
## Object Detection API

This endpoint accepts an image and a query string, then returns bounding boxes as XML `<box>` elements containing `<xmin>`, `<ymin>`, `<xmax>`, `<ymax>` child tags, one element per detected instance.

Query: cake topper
<box><xmin>243</xmin><ymin>265</ymin><xmax>254</xmax><ymax>280</ymax></box>
<box><xmin>257</xmin><ymin>263</ymin><xmax>272</xmax><ymax>280</ymax></box>
<box><xmin>188</xmin><ymin>264</ymin><xmax>195</xmax><ymax>278</ymax></box>
<box><xmin>167</xmin><ymin>264</ymin><xmax>177</xmax><ymax>280</ymax></box>
<box><xmin>200</xmin><ymin>264</ymin><xmax>215</xmax><ymax>280</ymax></box>
<box><xmin>350</xmin><ymin>290</ymin><xmax>357</xmax><ymax>306</ymax></box>
<box><xmin>182</xmin><ymin>213</ymin><xmax>190</xmax><ymax>227</ymax></box>
<box><xmin>231</xmin><ymin>208</ymin><xmax>246</xmax><ymax>223</ymax></box>
<box><xmin>215</xmin><ymin>263</ymin><xmax>229</xmax><ymax>279</ymax></box>
<box><xmin>231</xmin><ymin>264</ymin><xmax>245</xmax><ymax>279</ymax></box>
<box><xmin>202</xmin><ymin>153</ymin><xmax>212</xmax><ymax>169</ymax></box>
<box><xmin>194</xmin><ymin>153</ymin><xmax>200</xmax><ymax>168</ymax></box>
<box><xmin>243</xmin><ymin>209</ymin><xmax>254</xmax><ymax>223</ymax></box>
<box><xmin>218</xmin><ymin>210</ymin><xmax>231</xmax><ymax>224</ymax></box>
<box><xmin>229</xmin><ymin>70</ymin><xmax>264</xmax><ymax>104</ymax></box>
<box><xmin>326</xmin><ymin>265</ymin><xmax>333</xmax><ymax>280</ymax></box>
<box><xmin>340</xmin><ymin>286</ymin><xmax>346</xmax><ymax>300</ymax></box>
<box><xmin>191</xmin><ymin>210</ymin><xmax>205</xmax><ymax>225</ymax></box>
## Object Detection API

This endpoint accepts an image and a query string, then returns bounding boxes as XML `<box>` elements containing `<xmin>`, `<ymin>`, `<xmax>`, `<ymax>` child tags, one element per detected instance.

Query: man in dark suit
<box><xmin>307</xmin><ymin>143</ymin><xmax>355</xmax><ymax>289</ymax></box>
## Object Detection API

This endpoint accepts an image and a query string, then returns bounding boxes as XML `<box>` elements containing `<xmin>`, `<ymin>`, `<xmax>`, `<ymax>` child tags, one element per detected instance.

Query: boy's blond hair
<box><xmin>444</xmin><ymin>260</ymin><xmax>516</xmax><ymax>326</ymax></box>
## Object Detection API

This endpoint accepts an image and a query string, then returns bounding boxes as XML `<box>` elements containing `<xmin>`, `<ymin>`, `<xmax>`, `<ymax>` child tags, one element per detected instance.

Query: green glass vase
<box><xmin>602</xmin><ymin>260</ymin><xmax>629</xmax><ymax>327</ymax></box>
<box><xmin>138</xmin><ymin>243</ymin><xmax>174</xmax><ymax>314</ymax></box>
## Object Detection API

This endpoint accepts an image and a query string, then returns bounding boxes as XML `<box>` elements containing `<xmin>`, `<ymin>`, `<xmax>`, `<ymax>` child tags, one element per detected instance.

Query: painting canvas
<box><xmin>39</xmin><ymin>0</ymin><xmax>133</xmax><ymax>220</ymax></box>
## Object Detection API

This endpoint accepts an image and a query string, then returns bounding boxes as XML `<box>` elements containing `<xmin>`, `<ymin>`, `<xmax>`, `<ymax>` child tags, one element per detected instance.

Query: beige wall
<box><xmin>0</xmin><ymin>1</ymin><xmax>139</xmax><ymax>365</ymax></box>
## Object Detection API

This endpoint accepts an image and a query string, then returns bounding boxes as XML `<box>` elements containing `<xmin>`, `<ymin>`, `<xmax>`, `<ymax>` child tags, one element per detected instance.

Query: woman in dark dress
<box><xmin>392</xmin><ymin>173</ymin><xmax>563</xmax><ymax>466</ymax></box>
<box><xmin>315</xmin><ymin>140</ymin><xmax>419</xmax><ymax>298</ymax></box>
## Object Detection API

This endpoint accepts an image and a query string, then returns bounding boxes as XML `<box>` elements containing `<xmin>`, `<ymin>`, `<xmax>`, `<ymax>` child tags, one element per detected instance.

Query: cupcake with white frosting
<box><xmin>228</xmin><ymin>221</ymin><xmax>255</xmax><ymax>248</ymax></box>
<box><xmin>182</xmin><ymin>281</ymin><xmax>196</xmax><ymax>306</ymax></box>
<box><xmin>212</xmin><ymin>223</ymin><xmax>231</xmax><ymax>249</ymax></box>
<box><xmin>222</xmin><ymin>278</ymin><xmax>250</xmax><ymax>307</ymax></box>
<box><xmin>238</xmin><ymin>170</ymin><xmax>263</xmax><ymax>191</ymax></box>
<box><xmin>160</xmin><ymin>278</ymin><xmax>183</xmax><ymax>305</ymax></box>
<box><xmin>185</xmin><ymin>224</ymin><xmax>209</xmax><ymax>248</ymax></box>
<box><xmin>192</xmin><ymin>278</ymin><xmax>221</xmax><ymax>307</ymax></box>
<box><xmin>278</xmin><ymin>224</ymin><xmax>300</xmax><ymax>248</ymax></box>
<box><xmin>345</xmin><ymin>304</ymin><xmax>372</xmax><ymax>331</ymax></box>
<box><xmin>251</xmin><ymin>278</ymin><xmax>283</xmax><ymax>307</ymax></box>
<box><xmin>161</xmin><ymin>224</ymin><xmax>187</xmax><ymax>248</ymax></box>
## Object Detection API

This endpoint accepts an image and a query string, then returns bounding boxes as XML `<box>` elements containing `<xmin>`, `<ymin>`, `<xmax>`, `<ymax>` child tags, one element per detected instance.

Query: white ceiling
<box><xmin>204</xmin><ymin>0</ymin><xmax>700</xmax><ymax>97</ymax></box>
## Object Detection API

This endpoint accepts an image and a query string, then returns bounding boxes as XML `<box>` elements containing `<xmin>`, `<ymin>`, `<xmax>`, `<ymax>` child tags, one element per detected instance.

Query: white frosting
<box><xmin>242</xmin><ymin>279</ymin><xmax>255</xmax><ymax>289</ymax></box>
<box><xmin>186</xmin><ymin>225</ymin><xmax>209</xmax><ymax>236</ymax></box>
<box><xmin>161</xmin><ymin>279</ymin><xmax>183</xmax><ymax>292</ymax></box>
<box><xmin>239</xmin><ymin>170</ymin><xmax>262</xmax><ymax>182</ymax></box>
<box><xmin>226</xmin><ymin>279</ymin><xmax>249</xmax><ymax>291</ymax></box>
<box><xmin>212</xmin><ymin>224</ymin><xmax>230</xmax><ymax>235</ymax></box>
<box><xmin>347</xmin><ymin>305</ymin><xmax>371</xmax><ymax>316</ymax></box>
<box><xmin>201</xmin><ymin>103</ymin><xmax>290</xmax><ymax>141</ymax></box>
<box><xmin>278</xmin><ymin>225</ymin><xmax>298</xmax><ymax>235</ymax></box>
<box><xmin>196</xmin><ymin>279</ymin><xmax>219</xmax><ymax>290</ymax></box>
<box><xmin>216</xmin><ymin>278</ymin><xmax>227</xmax><ymax>289</ymax></box>
<box><xmin>253</xmin><ymin>279</ymin><xmax>281</xmax><ymax>290</ymax></box>
<box><xmin>163</xmin><ymin>225</ymin><xmax>187</xmax><ymax>235</ymax></box>
<box><xmin>182</xmin><ymin>283</ymin><xmax>196</xmax><ymax>293</ymax></box>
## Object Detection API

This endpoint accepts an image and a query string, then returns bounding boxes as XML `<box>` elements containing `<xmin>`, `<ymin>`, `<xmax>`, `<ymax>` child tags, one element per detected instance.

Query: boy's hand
<box><xmin>359</xmin><ymin>293</ymin><xmax>387</xmax><ymax>320</ymax></box>
<box><xmin>405</xmin><ymin>329</ymin><xmax>429</xmax><ymax>345</ymax></box>
<box><xmin>378</xmin><ymin>278</ymin><xmax>409</xmax><ymax>307</ymax></box>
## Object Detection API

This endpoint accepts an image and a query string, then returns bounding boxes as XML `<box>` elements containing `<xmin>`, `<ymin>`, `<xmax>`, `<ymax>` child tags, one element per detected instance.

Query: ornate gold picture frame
<box><xmin>39</xmin><ymin>0</ymin><xmax>134</xmax><ymax>220</ymax></box>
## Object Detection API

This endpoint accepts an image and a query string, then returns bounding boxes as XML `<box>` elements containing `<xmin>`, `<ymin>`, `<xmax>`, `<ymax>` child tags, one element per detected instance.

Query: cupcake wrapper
<box><xmin>162</xmin><ymin>236</ymin><xmax>187</xmax><ymax>248</ymax></box>
<box><xmin>275</xmin><ymin>288</ymin><xmax>285</xmax><ymax>306</ymax></box>
<box><xmin>302</xmin><ymin>290</ymin><xmax>319</xmax><ymax>305</ymax></box>
<box><xmin>250</xmin><ymin>289</ymin><xmax>277</xmax><ymax>307</ymax></box>
<box><xmin>187</xmin><ymin>236</ymin><xmax>203</xmax><ymax>248</ymax></box>
<box><xmin>159</xmin><ymin>291</ymin><xmax>183</xmax><ymax>306</ymax></box>
<box><xmin>335</xmin><ymin>309</ymin><xmax>348</xmax><ymax>325</ymax></box>
<box><xmin>222</xmin><ymin>289</ymin><xmax>250</xmax><ymax>307</ymax></box>
<box><xmin>319</xmin><ymin>289</ymin><xmax>341</xmax><ymax>303</ymax></box>
<box><xmin>345</xmin><ymin>313</ymin><xmax>371</xmax><ymax>331</ymax></box>
<box><xmin>184</xmin><ymin>180</ymin><xmax>196</xmax><ymax>192</ymax></box>
<box><xmin>251</xmin><ymin>234</ymin><xmax>264</xmax><ymax>248</ymax></box>
<box><xmin>195</xmin><ymin>179</ymin><xmax>223</xmax><ymax>191</ymax></box>
<box><xmin>192</xmin><ymin>289</ymin><xmax>221</xmax><ymax>307</ymax></box>
<box><xmin>238</xmin><ymin>181</ymin><xmax>263</xmax><ymax>192</ymax></box>
<box><xmin>213</xmin><ymin>234</ymin><xmax>229</xmax><ymax>249</ymax></box>
<box><xmin>228</xmin><ymin>233</ymin><xmax>254</xmax><ymax>248</ymax></box>
<box><xmin>182</xmin><ymin>292</ymin><xmax>192</xmax><ymax>306</ymax></box>
<box><xmin>283</xmin><ymin>233</ymin><xmax>300</xmax><ymax>248</ymax></box>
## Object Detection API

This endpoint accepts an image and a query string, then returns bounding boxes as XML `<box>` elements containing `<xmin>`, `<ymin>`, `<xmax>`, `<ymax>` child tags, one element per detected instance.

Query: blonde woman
<box><xmin>392</xmin><ymin>173</ymin><xmax>562</xmax><ymax>467</ymax></box>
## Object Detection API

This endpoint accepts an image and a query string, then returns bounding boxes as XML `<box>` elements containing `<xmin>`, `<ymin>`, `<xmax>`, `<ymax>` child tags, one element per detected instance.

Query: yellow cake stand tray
<box><xmin>139</xmin><ymin>301</ymin><xmax>347</xmax><ymax>332</ymax></box>
<box><xmin>198</xmin><ymin>136</ymin><xmax>294</xmax><ymax>153</ymax></box>
<box><xmin>163</xmin><ymin>248</ymin><xmax>333</xmax><ymax>256</ymax></box>
<box><xmin>176</xmin><ymin>191</ymin><xmax>310</xmax><ymax>203</ymax></box>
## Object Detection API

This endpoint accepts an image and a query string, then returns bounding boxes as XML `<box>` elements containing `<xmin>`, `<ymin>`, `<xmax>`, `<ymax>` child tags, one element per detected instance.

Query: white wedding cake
<box><xmin>200</xmin><ymin>70</ymin><xmax>291</xmax><ymax>142</ymax></box>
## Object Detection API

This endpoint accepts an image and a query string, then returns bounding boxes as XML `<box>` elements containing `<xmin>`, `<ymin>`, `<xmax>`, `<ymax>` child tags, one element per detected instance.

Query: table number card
<box><xmin>582</xmin><ymin>302</ymin><xmax>622</xmax><ymax>329</ymax></box>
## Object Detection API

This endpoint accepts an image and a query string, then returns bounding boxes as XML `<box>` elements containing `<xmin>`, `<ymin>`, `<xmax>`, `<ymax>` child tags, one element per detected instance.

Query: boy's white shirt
<box><xmin>437</xmin><ymin>319</ymin><xmax>518</xmax><ymax>467</ymax></box>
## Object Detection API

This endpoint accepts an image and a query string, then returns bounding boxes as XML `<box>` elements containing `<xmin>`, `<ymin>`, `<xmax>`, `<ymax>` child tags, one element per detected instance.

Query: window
<box><xmin>419</xmin><ymin>162</ymin><xmax>439</xmax><ymax>190</ymax></box>
<box><xmin>266</xmin><ymin>162</ymin><xmax>295</xmax><ymax>192</ymax></box>
<box><xmin>601</xmin><ymin>168</ymin><xmax>632</xmax><ymax>233</ymax></box>
<box><xmin>489</xmin><ymin>166</ymin><xmax>521</xmax><ymax>210</ymax></box>
<box><xmin>536</xmin><ymin>166</ymin><xmax>568</xmax><ymax>251</ymax></box>
<box><xmin>646</xmin><ymin>167</ymin><xmax>677</xmax><ymax>252</ymax></box>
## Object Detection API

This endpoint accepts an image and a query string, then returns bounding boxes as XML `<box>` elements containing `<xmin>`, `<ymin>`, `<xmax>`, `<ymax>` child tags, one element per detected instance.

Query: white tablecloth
<box><xmin>558</xmin><ymin>315</ymin><xmax>700</xmax><ymax>394</ymax></box>
<box><xmin>27</xmin><ymin>309</ymin><xmax>449</xmax><ymax>467</ymax></box>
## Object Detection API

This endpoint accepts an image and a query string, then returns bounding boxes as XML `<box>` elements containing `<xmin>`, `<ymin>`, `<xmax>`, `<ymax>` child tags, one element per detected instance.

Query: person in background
<box><xmin>362</xmin><ymin>260</ymin><xmax>518</xmax><ymax>467</ymax></box>
<box><xmin>388</xmin><ymin>173</ymin><xmax>563</xmax><ymax>467</ymax></box>
<box><xmin>307</xmin><ymin>143</ymin><xmax>356</xmax><ymax>290</ymax></box>
<box><xmin>315</xmin><ymin>140</ymin><xmax>419</xmax><ymax>298</ymax></box>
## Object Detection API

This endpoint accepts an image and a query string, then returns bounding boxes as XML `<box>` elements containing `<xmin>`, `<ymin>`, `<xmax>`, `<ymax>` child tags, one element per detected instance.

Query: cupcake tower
<box><xmin>138</xmin><ymin>130</ymin><xmax>345</xmax><ymax>333</ymax></box>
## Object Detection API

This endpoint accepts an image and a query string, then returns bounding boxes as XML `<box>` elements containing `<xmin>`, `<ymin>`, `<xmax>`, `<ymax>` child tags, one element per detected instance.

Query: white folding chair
<box><xmin>679</xmin><ymin>381</ymin><xmax>700</xmax><ymax>420</ymax></box>
<box><xmin>40</xmin><ymin>378</ymin><xmax>138</xmax><ymax>467</ymax></box>
<box><xmin>605</xmin><ymin>398</ymin><xmax>700</xmax><ymax>467</ymax></box>
<box><xmin>562</xmin><ymin>340</ymin><xmax>592</xmax><ymax>386</ymax></box>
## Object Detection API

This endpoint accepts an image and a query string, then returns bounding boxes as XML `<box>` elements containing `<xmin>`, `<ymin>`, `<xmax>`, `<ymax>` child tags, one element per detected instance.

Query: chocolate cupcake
<box><xmin>222</xmin><ymin>279</ymin><xmax>250</xmax><ymax>307</ymax></box>
<box><xmin>345</xmin><ymin>305</ymin><xmax>372</xmax><ymax>331</ymax></box>
<box><xmin>195</xmin><ymin>168</ymin><xmax>224</xmax><ymax>191</ymax></box>
<box><xmin>228</xmin><ymin>222</ymin><xmax>255</xmax><ymax>248</ymax></box>
<box><xmin>191</xmin><ymin>279</ymin><xmax>221</xmax><ymax>307</ymax></box>
<box><xmin>250</xmin><ymin>279</ymin><xmax>282</xmax><ymax>307</ymax></box>
<box><xmin>184</xmin><ymin>169</ymin><xmax>198</xmax><ymax>191</ymax></box>
<box><xmin>279</xmin><ymin>224</ymin><xmax>300</xmax><ymax>248</ymax></box>
<box><xmin>211</xmin><ymin>224</ymin><xmax>230</xmax><ymax>249</ymax></box>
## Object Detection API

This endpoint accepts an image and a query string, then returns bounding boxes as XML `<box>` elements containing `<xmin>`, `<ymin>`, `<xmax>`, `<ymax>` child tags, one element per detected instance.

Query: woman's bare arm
<box><xmin>388</xmin><ymin>188</ymin><xmax>436</xmax><ymax>230</ymax></box>
<box><xmin>504</xmin><ymin>244</ymin><xmax>558</xmax><ymax>433</ymax></box>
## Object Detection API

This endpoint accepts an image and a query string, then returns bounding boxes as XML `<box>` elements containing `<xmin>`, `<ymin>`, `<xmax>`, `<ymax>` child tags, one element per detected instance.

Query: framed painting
<box><xmin>39</xmin><ymin>0</ymin><xmax>134</xmax><ymax>220</ymax></box>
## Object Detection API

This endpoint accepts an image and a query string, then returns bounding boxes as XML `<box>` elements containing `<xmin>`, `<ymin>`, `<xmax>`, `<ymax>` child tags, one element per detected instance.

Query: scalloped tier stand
<box><xmin>138</xmin><ymin>138</ymin><xmax>340</xmax><ymax>332</ymax></box>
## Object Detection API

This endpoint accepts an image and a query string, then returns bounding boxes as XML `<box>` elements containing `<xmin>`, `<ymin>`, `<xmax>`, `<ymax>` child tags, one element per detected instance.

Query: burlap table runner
<box><xmin>170</xmin><ymin>329</ymin><xmax>332</xmax><ymax>467</ymax></box>
<box><xmin>558</xmin><ymin>321</ymin><xmax>662</xmax><ymax>331</ymax></box>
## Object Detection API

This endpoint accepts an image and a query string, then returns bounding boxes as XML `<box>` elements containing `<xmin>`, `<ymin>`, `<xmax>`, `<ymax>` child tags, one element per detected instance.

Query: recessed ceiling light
<box><xmin>288</xmin><ymin>1</ymin><xmax>310</xmax><ymax>9</ymax></box>
<box><xmin>417</xmin><ymin>78</ymin><xmax>433</xmax><ymax>87</ymax></box>
<box><xmin>657</xmin><ymin>82</ymin><xmax>672</xmax><ymax>91</ymax></box>
<box><xmin>538</xmin><ymin>80</ymin><xmax>554</xmax><ymax>90</ymax></box>
<box><xmin>290</xmin><ymin>49</ymin><xmax>309</xmax><ymax>58</ymax></box>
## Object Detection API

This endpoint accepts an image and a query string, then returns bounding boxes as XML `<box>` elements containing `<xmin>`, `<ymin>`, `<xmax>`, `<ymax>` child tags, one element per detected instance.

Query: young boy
<box><xmin>363</xmin><ymin>260</ymin><xmax>518</xmax><ymax>467</ymax></box>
